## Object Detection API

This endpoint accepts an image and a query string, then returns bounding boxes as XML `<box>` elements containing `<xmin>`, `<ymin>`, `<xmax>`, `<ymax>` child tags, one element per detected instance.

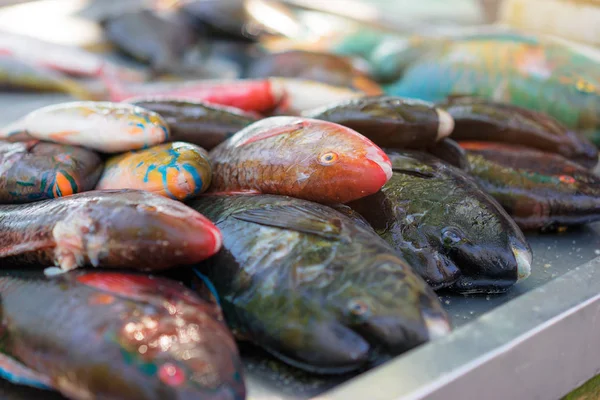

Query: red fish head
<box><xmin>56</xmin><ymin>190</ymin><xmax>222</xmax><ymax>270</ymax></box>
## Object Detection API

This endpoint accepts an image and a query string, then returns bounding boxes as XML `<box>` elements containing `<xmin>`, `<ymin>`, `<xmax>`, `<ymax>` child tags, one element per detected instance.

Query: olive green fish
<box><xmin>348</xmin><ymin>150</ymin><xmax>532</xmax><ymax>293</ymax></box>
<box><xmin>189</xmin><ymin>194</ymin><xmax>450</xmax><ymax>374</ymax></box>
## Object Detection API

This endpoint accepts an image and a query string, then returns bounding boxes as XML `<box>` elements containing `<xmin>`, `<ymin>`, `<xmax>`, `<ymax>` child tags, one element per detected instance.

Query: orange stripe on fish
<box><xmin>49</xmin><ymin>130</ymin><xmax>79</xmax><ymax>140</ymax></box>
<box><xmin>52</xmin><ymin>171</ymin><xmax>77</xmax><ymax>197</ymax></box>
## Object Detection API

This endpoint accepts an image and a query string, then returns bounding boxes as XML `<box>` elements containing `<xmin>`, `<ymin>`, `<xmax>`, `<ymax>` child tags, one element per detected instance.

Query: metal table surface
<box><xmin>1</xmin><ymin>94</ymin><xmax>600</xmax><ymax>400</ymax></box>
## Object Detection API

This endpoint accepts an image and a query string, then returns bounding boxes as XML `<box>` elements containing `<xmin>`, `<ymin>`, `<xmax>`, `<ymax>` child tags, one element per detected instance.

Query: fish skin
<box><xmin>438</xmin><ymin>96</ymin><xmax>598</xmax><ymax>169</ymax></box>
<box><xmin>426</xmin><ymin>138</ymin><xmax>470</xmax><ymax>172</ymax></box>
<box><xmin>0</xmin><ymin>101</ymin><xmax>170</xmax><ymax>153</ymax></box>
<box><xmin>347</xmin><ymin>150</ymin><xmax>532</xmax><ymax>293</ymax></box>
<box><xmin>96</xmin><ymin>142</ymin><xmax>212</xmax><ymax>201</ymax></box>
<box><xmin>303</xmin><ymin>96</ymin><xmax>454</xmax><ymax>149</ymax></box>
<box><xmin>0</xmin><ymin>140</ymin><xmax>103</xmax><ymax>203</ymax></box>
<box><xmin>0</xmin><ymin>270</ymin><xmax>245</xmax><ymax>400</ymax></box>
<box><xmin>129</xmin><ymin>98</ymin><xmax>258</xmax><ymax>150</ymax></box>
<box><xmin>188</xmin><ymin>194</ymin><xmax>450</xmax><ymax>373</ymax></box>
<box><xmin>0</xmin><ymin>56</ymin><xmax>97</xmax><ymax>100</ymax></box>
<box><xmin>461</xmin><ymin>141</ymin><xmax>600</xmax><ymax>231</ymax></box>
<box><xmin>385</xmin><ymin>39</ymin><xmax>600</xmax><ymax>147</ymax></box>
<box><xmin>246</xmin><ymin>50</ymin><xmax>382</xmax><ymax>95</ymax></box>
<box><xmin>0</xmin><ymin>190</ymin><xmax>221</xmax><ymax>273</ymax></box>
<box><xmin>208</xmin><ymin>116</ymin><xmax>392</xmax><ymax>204</ymax></box>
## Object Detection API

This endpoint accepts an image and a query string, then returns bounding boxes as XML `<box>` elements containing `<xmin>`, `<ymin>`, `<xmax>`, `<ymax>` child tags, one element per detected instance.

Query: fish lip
<box><xmin>435</xmin><ymin>108</ymin><xmax>455</xmax><ymax>140</ymax></box>
<box><xmin>365</xmin><ymin>145</ymin><xmax>393</xmax><ymax>182</ymax></box>
<box><xmin>423</xmin><ymin>312</ymin><xmax>451</xmax><ymax>340</ymax></box>
<box><xmin>511</xmin><ymin>239</ymin><xmax>532</xmax><ymax>282</ymax></box>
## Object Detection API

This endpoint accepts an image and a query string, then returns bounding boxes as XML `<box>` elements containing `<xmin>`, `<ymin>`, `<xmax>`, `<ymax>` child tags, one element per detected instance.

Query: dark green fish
<box><xmin>426</xmin><ymin>138</ymin><xmax>470</xmax><ymax>172</ymax></box>
<box><xmin>0</xmin><ymin>270</ymin><xmax>244</xmax><ymax>400</ymax></box>
<box><xmin>462</xmin><ymin>141</ymin><xmax>600</xmax><ymax>231</ymax></box>
<box><xmin>189</xmin><ymin>194</ymin><xmax>450</xmax><ymax>374</ymax></box>
<box><xmin>129</xmin><ymin>99</ymin><xmax>258</xmax><ymax>150</ymax></box>
<box><xmin>0</xmin><ymin>140</ymin><xmax>103</xmax><ymax>203</ymax></box>
<box><xmin>303</xmin><ymin>96</ymin><xmax>454</xmax><ymax>150</ymax></box>
<box><xmin>347</xmin><ymin>150</ymin><xmax>532</xmax><ymax>293</ymax></box>
<box><xmin>438</xmin><ymin>96</ymin><xmax>598</xmax><ymax>169</ymax></box>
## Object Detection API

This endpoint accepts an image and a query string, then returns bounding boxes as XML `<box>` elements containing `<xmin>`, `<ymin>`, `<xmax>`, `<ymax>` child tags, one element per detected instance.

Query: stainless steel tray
<box><xmin>1</xmin><ymin>94</ymin><xmax>600</xmax><ymax>400</ymax></box>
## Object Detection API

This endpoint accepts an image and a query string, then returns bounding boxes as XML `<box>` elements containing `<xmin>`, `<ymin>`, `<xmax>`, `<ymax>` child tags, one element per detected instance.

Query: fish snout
<box><xmin>435</xmin><ymin>108</ymin><xmax>455</xmax><ymax>140</ymax></box>
<box><xmin>510</xmin><ymin>237</ymin><xmax>532</xmax><ymax>281</ymax></box>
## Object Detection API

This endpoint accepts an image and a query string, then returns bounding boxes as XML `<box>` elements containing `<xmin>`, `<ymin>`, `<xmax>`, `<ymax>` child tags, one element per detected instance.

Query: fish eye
<box><xmin>158</xmin><ymin>363</ymin><xmax>186</xmax><ymax>387</ymax></box>
<box><xmin>319</xmin><ymin>151</ymin><xmax>339</xmax><ymax>166</ymax></box>
<box><xmin>441</xmin><ymin>227</ymin><xmax>464</xmax><ymax>246</ymax></box>
<box><xmin>348</xmin><ymin>299</ymin><xmax>370</xmax><ymax>316</ymax></box>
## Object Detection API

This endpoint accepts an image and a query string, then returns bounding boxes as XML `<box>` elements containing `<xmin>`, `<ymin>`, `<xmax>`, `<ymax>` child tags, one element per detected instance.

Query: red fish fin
<box><xmin>0</xmin><ymin>241</ymin><xmax>54</xmax><ymax>258</ymax></box>
<box><xmin>0</xmin><ymin>352</ymin><xmax>53</xmax><ymax>390</ymax></box>
<box><xmin>235</xmin><ymin>120</ymin><xmax>310</xmax><ymax>147</ymax></box>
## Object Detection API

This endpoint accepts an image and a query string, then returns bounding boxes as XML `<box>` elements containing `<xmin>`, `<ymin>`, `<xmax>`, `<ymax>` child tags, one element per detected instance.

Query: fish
<box><xmin>96</xmin><ymin>142</ymin><xmax>212</xmax><ymax>201</ymax></box>
<box><xmin>0</xmin><ymin>29</ymin><xmax>145</xmax><ymax>81</ymax></box>
<box><xmin>128</xmin><ymin>98</ymin><xmax>258</xmax><ymax>150</ymax></box>
<box><xmin>179</xmin><ymin>0</ymin><xmax>257</xmax><ymax>42</ymax></box>
<box><xmin>246</xmin><ymin>50</ymin><xmax>382</xmax><ymax>95</ymax></box>
<box><xmin>0</xmin><ymin>101</ymin><xmax>170</xmax><ymax>153</ymax></box>
<box><xmin>461</xmin><ymin>141</ymin><xmax>600</xmax><ymax>231</ymax></box>
<box><xmin>0</xmin><ymin>190</ymin><xmax>221</xmax><ymax>274</ymax></box>
<box><xmin>102</xmin><ymin>9</ymin><xmax>199</xmax><ymax>74</ymax></box>
<box><xmin>0</xmin><ymin>140</ymin><xmax>103</xmax><ymax>203</ymax></box>
<box><xmin>438</xmin><ymin>96</ymin><xmax>598</xmax><ymax>169</ymax></box>
<box><xmin>303</xmin><ymin>96</ymin><xmax>454</xmax><ymax>149</ymax></box>
<box><xmin>208</xmin><ymin>116</ymin><xmax>392</xmax><ymax>203</ymax></box>
<box><xmin>426</xmin><ymin>138</ymin><xmax>470</xmax><ymax>172</ymax></box>
<box><xmin>104</xmin><ymin>77</ymin><xmax>363</xmax><ymax>114</ymax></box>
<box><xmin>385</xmin><ymin>39</ymin><xmax>600</xmax><ymax>146</ymax></box>
<box><xmin>347</xmin><ymin>150</ymin><xmax>532</xmax><ymax>293</ymax></box>
<box><xmin>0</xmin><ymin>55</ymin><xmax>98</xmax><ymax>99</ymax></box>
<box><xmin>188</xmin><ymin>194</ymin><xmax>450</xmax><ymax>373</ymax></box>
<box><xmin>0</xmin><ymin>270</ymin><xmax>244</xmax><ymax>400</ymax></box>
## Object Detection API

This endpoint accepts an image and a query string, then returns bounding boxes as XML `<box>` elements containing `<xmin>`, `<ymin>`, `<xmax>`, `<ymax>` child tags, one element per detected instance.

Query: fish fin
<box><xmin>204</xmin><ymin>190</ymin><xmax>261</xmax><ymax>196</ymax></box>
<box><xmin>192</xmin><ymin>269</ymin><xmax>221</xmax><ymax>307</ymax></box>
<box><xmin>391</xmin><ymin>167</ymin><xmax>435</xmax><ymax>179</ymax></box>
<box><xmin>234</xmin><ymin>120</ymin><xmax>310</xmax><ymax>147</ymax></box>
<box><xmin>0</xmin><ymin>352</ymin><xmax>53</xmax><ymax>390</ymax></box>
<box><xmin>232</xmin><ymin>204</ymin><xmax>343</xmax><ymax>240</ymax></box>
<box><xmin>0</xmin><ymin>241</ymin><xmax>54</xmax><ymax>258</ymax></box>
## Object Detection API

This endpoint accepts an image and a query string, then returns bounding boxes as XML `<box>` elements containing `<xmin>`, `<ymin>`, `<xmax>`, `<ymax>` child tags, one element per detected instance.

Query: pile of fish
<box><xmin>0</xmin><ymin>1</ymin><xmax>599</xmax><ymax>399</ymax></box>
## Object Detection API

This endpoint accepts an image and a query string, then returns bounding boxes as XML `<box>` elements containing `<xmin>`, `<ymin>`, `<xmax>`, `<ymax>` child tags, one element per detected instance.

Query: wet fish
<box><xmin>303</xmin><ymin>96</ymin><xmax>454</xmax><ymax>149</ymax></box>
<box><xmin>128</xmin><ymin>98</ymin><xmax>258</xmax><ymax>150</ymax></box>
<box><xmin>246</xmin><ymin>50</ymin><xmax>382</xmax><ymax>95</ymax></box>
<box><xmin>438</xmin><ymin>96</ymin><xmax>598</xmax><ymax>169</ymax></box>
<box><xmin>0</xmin><ymin>56</ymin><xmax>97</xmax><ymax>99</ymax></box>
<box><xmin>189</xmin><ymin>194</ymin><xmax>450</xmax><ymax>373</ymax></box>
<box><xmin>347</xmin><ymin>150</ymin><xmax>532</xmax><ymax>293</ymax></box>
<box><xmin>96</xmin><ymin>142</ymin><xmax>212</xmax><ymax>201</ymax></box>
<box><xmin>0</xmin><ymin>270</ymin><xmax>244</xmax><ymax>400</ymax></box>
<box><xmin>0</xmin><ymin>101</ymin><xmax>169</xmax><ymax>153</ymax></box>
<box><xmin>104</xmin><ymin>77</ymin><xmax>363</xmax><ymax>114</ymax></box>
<box><xmin>102</xmin><ymin>9</ymin><xmax>199</xmax><ymax>73</ymax></box>
<box><xmin>0</xmin><ymin>190</ymin><xmax>221</xmax><ymax>274</ymax></box>
<box><xmin>461</xmin><ymin>141</ymin><xmax>600</xmax><ymax>231</ymax></box>
<box><xmin>179</xmin><ymin>0</ymin><xmax>257</xmax><ymax>42</ymax></box>
<box><xmin>209</xmin><ymin>116</ymin><xmax>392</xmax><ymax>203</ymax></box>
<box><xmin>426</xmin><ymin>138</ymin><xmax>470</xmax><ymax>171</ymax></box>
<box><xmin>0</xmin><ymin>140</ymin><xmax>103</xmax><ymax>203</ymax></box>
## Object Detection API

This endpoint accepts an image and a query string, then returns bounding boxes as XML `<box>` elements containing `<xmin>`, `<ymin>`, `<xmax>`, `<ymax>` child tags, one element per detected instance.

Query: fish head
<box><xmin>285</xmin><ymin>118</ymin><xmax>392</xmax><ymax>203</ymax></box>
<box><xmin>427</xmin><ymin>191</ymin><xmax>532</xmax><ymax>293</ymax></box>
<box><xmin>127</xmin><ymin>105</ymin><xmax>171</xmax><ymax>143</ymax></box>
<box><xmin>56</xmin><ymin>190</ymin><xmax>221</xmax><ymax>269</ymax></box>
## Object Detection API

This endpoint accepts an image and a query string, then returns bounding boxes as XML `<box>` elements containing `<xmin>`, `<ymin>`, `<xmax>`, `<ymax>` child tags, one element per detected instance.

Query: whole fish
<box><xmin>385</xmin><ymin>39</ymin><xmax>600</xmax><ymax>146</ymax></box>
<box><xmin>189</xmin><ymin>194</ymin><xmax>450</xmax><ymax>373</ymax></box>
<box><xmin>209</xmin><ymin>116</ymin><xmax>392</xmax><ymax>203</ymax></box>
<box><xmin>0</xmin><ymin>140</ymin><xmax>103</xmax><ymax>203</ymax></box>
<box><xmin>128</xmin><ymin>98</ymin><xmax>258</xmax><ymax>150</ymax></box>
<box><xmin>0</xmin><ymin>270</ymin><xmax>244</xmax><ymax>400</ymax></box>
<box><xmin>0</xmin><ymin>56</ymin><xmax>97</xmax><ymax>99</ymax></box>
<box><xmin>426</xmin><ymin>138</ymin><xmax>470</xmax><ymax>171</ymax></box>
<box><xmin>0</xmin><ymin>190</ymin><xmax>221</xmax><ymax>274</ymax></box>
<box><xmin>246</xmin><ymin>50</ymin><xmax>382</xmax><ymax>95</ymax></box>
<box><xmin>347</xmin><ymin>150</ymin><xmax>532</xmax><ymax>293</ymax></box>
<box><xmin>102</xmin><ymin>9</ymin><xmax>198</xmax><ymax>73</ymax></box>
<box><xmin>0</xmin><ymin>29</ymin><xmax>145</xmax><ymax>81</ymax></box>
<box><xmin>438</xmin><ymin>96</ymin><xmax>598</xmax><ymax>168</ymax></box>
<box><xmin>461</xmin><ymin>141</ymin><xmax>600</xmax><ymax>230</ymax></box>
<box><xmin>0</xmin><ymin>101</ymin><xmax>169</xmax><ymax>153</ymax></box>
<box><xmin>303</xmin><ymin>96</ymin><xmax>454</xmax><ymax>149</ymax></box>
<box><xmin>104</xmin><ymin>77</ymin><xmax>363</xmax><ymax>114</ymax></box>
<box><xmin>96</xmin><ymin>142</ymin><xmax>212</xmax><ymax>201</ymax></box>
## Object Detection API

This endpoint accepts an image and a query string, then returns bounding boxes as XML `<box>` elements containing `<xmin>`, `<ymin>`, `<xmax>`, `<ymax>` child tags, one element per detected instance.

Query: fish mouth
<box><xmin>365</xmin><ymin>145</ymin><xmax>393</xmax><ymax>182</ymax></box>
<box><xmin>423</xmin><ymin>312</ymin><xmax>452</xmax><ymax>340</ymax></box>
<box><xmin>511</xmin><ymin>239</ymin><xmax>532</xmax><ymax>281</ymax></box>
<box><xmin>435</xmin><ymin>108</ymin><xmax>455</xmax><ymax>140</ymax></box>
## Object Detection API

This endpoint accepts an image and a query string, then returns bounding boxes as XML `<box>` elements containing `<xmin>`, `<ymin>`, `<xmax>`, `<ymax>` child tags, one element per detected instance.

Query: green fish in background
<box><xmin>0</xmin><ymin>270</ymin><xmax>245</xmax><ymax>400</ymax></box>
<box><xmin>189</xmin><ymin>194</ymin><xmax>450</xmax><ymax>374</ymax></box>
<box><xmin>347</xmin><ymin>150</ymin><xmax>532</xmax><ymax>293</ymax></box>
<box><xmin>461</xmin><ymin>141</ymin><xmax>600</xmax><ymax>231</ymax></box>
